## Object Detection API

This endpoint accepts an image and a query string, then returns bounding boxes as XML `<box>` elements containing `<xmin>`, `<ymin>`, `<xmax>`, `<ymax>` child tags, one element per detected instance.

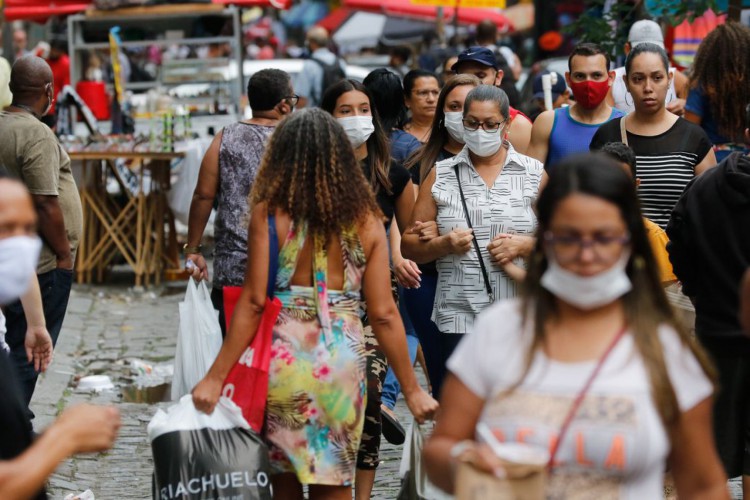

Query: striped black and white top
<box><xmin>590</xmin><ymin>117</ymin><xmax>713</xmax><ymax>229</ymax></box>
<box><xmin>431</xmin><ymin>145</ymin><xmax>544</xmax><ymax>335</ymax></box>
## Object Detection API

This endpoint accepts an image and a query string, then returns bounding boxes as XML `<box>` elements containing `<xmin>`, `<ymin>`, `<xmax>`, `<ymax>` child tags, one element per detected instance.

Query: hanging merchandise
<box><xmin>672</xmin><ymin>10</ymin><xmax>726</xmax><ymax>68</ymax></box>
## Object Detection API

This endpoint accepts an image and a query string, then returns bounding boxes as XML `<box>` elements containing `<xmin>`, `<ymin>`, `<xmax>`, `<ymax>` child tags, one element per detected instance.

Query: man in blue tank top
<box><xmin>527</xmin><ymin>43</ymin><xmax>624</xmax><ymax>171</ymax></box>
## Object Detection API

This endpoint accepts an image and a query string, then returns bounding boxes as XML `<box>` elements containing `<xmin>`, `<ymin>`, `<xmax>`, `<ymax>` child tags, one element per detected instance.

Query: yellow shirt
<box><xmin>644</xmin><ymin>218</ymin><xmax>677</xmax><ymax>285</ymax></box>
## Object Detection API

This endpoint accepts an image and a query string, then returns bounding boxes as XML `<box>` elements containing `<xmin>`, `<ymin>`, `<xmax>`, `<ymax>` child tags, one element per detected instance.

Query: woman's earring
<box><xmin>633</xmin><ymin>255</ymin><xmax>646</xmax><ymax>271</ymax></box>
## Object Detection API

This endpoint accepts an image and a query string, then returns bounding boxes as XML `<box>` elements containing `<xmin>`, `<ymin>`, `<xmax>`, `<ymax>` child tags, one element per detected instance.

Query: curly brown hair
<box><xmin>251</xmin><ymin>108</ymin><xmax>381</xmax><ymax>236</ymax></box>
<box><xmin>690</xmin><ymin>21</ymin><xmax>750</xmax><ymax>143</ymax></box>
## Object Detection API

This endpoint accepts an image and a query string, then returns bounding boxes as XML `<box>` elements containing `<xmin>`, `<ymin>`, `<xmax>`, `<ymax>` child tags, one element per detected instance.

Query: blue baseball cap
<box><xmin>451</xmin><ymin>46</ymin><xmax>498</xmax><ymax>71</ymax></box>
<box><xmin>532</xmin><ymin>71</ymin><xmax>567</xmax><ymax>101</ymax></box>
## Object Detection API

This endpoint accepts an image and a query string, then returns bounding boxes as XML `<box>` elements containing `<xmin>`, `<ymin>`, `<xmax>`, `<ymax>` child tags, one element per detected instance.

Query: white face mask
<box><xmin>337</xmin><ymin>116</ymin><xmax>375</xmax><ymax>149</ymax></box>
<box><xmin>0</xmin><ymin>236</ymin><xmax>42</xmax><ymax>305</ymax></box>
<box><xmin>444</xmin><ymin>112</ymin><xmax>465</xmax><ymax>144</ymax></box>
<box><xmin>540</xmin><ymin>252</ymin><xmax>632</xmax><ymax>310</ymax></box>
<box><xmin>464</xmin><ymin>128</ymin><xmax>503</xmax><ymax>157</ymax></box>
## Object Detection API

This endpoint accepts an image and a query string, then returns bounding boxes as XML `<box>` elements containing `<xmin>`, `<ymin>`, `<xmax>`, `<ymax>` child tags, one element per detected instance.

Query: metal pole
<box><xmin>453</xmin><ymin>1</ymin><xmax>459</xmax><ymax>44</ymax></box>
<box><xmin>2</xmin><ymin>10</ymin><xmax>15</xmax><ymax>64</ymax></box>
<box><xmin>437</xmin><ymin>6</ymin><xmax>445</xmax><ymax>45</ymax></box>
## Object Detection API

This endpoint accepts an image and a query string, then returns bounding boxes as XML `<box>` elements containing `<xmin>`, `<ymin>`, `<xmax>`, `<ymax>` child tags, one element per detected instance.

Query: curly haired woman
<box><xmin>686</xmin><ymin>21</ymin><xmax>750</xmax><ymax>162</ymax></box>
<box><xmin>192</xmin><ymin>109</ymin><xmax>436</xmax><ymax>500</ymax></box>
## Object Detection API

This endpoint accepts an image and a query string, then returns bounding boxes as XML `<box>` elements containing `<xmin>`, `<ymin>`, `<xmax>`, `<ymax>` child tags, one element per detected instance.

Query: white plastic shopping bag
<box><xmin>398</xmin><ymin>418</ymin><xmax>453</xmax><ymax>500</ymax></box>
<box><xmin>170</xmin><ymin>279</ymin><xmax>223</xmax><ymax>400</ymax></box>
<box><xmin>149</xmin><ymin>396</ymin><xmax>271</xmax><ymax>500</ymax></box>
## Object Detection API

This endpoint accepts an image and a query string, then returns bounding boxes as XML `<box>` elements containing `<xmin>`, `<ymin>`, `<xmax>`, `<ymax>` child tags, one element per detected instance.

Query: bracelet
<box><xmin>183</xmin><ymin>244</ymin><xmax>202</xmax><ymax>255</ymax></box>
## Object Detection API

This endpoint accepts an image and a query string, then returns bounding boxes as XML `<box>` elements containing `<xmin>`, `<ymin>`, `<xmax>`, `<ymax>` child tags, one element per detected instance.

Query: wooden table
<box><xmin>69</xmin><ymin>150</ymin><xmax>185</xmax><ymax>286</ymax></box>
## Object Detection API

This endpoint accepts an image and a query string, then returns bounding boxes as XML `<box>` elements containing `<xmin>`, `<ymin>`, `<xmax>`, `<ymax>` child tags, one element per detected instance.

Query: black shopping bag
<box><xmin>149</xmin><ymin>396</ymin><xmax>272</xmax><ymax>500</ymax></box>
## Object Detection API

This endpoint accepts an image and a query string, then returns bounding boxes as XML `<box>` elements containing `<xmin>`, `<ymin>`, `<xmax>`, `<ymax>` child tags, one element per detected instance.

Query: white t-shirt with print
<box><xmin>447</xmin><ymin>299</ymin><xmax>712</xmax><ymax>500</ymax></box>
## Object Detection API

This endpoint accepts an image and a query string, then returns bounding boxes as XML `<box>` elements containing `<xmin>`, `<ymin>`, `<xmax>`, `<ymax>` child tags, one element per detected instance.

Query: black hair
<box><xmin>625</xmin><ymin>42</ymin><xmax>669</xmax><ymax>75</ymax></box>
<box><xmin>476</xmin><ymin>20</ymin><xmax>498</xmax><ymax>45</ymax></box>
<box><xmin>363</xmin><ymin>68</ymin><xmax>407</xmax><ymax>132</ymax></box>
<box><xmin>600</xmin><ymin>142</ymin><xmax>637</xmax><ymax>179</ymax></box>
<box><xmin>464</xmin><ymin>84</ymin><xmax>510</xmax><ymax>120</ymax></box>
<box><xmin>689</xmin><ymin>22</ymin><xmax>750</xmax><ymax>142</ymax></box>
<box><xmin>321</xmin><ymin>79</ymin><xmax>393</xmax><ymax>194</ymax></box>
<box><xmin>746</xmin><ymin>103</ymin><xmax>750</xmax><ymax>130</ymax></box>
<box><xmin>247</xmin><ymin>68</ymin><xmax>291</xmax><ymax>112</ymax></box>
<box><xmin>403</xmin><ymin>69</ymin><xmax>439</xmax><ymax>97</ymax></box>
<box><xmin>568</xmin><ymin>42</ymin><xmax>611</xmax><ymax>72</ymax></box>
<box><xmin>390</xmin><ymin>45</ymin><xmax>412</xmax><ymax>64</ymax></box>
<box><xmin>50</xmin><ymin>38</ymin><xmax>68</xmax><ymax>53</ymax></box>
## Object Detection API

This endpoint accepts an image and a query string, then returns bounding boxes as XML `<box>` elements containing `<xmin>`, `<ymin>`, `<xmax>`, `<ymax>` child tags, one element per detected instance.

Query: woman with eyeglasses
<box><xmin>402</xmin><ymin>84</ymin><xmax>546</xmax><ymax>384</ymax></box>
<box><xmin>320</xmin><ymin>80</ymin><xmax>438</xmax><ymax>500</ymax></box>
<box><xmin>184</xmin><ymin>69</ymin><xmax>297</xmax><ymax>334</ymax></box>
<box><xmin>402</xmin><ymin>69</ymin><xmax>441</xmax><ymax>143</ymax></box>
<box><xmin>423</xmin><ymin>154</ymin><xmax>727</xmax><ymax>498</ymax></box>
<box><xmin>399</xmin><ymin>74</ymin><xmax>480</xmax><ymax>400</ymax></box>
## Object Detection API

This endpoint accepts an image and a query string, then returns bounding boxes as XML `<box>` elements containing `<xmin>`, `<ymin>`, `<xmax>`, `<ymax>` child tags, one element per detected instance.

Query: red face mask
<box><xmin>569</xmin><ymin>79</ymin><xmax>610</xmax><ymax>109</ymax></box>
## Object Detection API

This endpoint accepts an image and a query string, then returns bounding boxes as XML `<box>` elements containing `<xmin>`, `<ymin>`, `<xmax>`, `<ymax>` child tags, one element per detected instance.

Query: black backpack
<box><xmin>311</xmin><ymin>57</ymin><xmax>346</xmax><ymax>101</ymax></box>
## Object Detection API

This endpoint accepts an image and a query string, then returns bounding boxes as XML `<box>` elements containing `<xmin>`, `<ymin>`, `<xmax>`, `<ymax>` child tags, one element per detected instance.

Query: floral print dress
<box><xmin>265</xmin><ymin>222</ymin><xmax>367</xmax><ymax>486</ymax></box>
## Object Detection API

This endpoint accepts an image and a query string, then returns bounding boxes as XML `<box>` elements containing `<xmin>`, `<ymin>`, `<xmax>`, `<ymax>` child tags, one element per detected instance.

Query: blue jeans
<box><xmin>381</xmin><ymin>285</ymin><xmax>419</xmax><ymax>409</ymax></box>
<box><xmin>401</xmin><ymin>272</ymin><xmax>451</xmax><ymax>398</ymax></box>
<box><xmin>5</xmin><ymin>268</ymin><xmax>74</xmax><ymax>414</ymax></box>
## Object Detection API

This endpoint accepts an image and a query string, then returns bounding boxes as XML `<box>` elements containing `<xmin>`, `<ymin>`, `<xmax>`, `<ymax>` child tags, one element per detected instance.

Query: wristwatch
<box><xmin>183</xmin><ymin>243</ymin><xmax>202</xmax><ymax>255</ymax></box>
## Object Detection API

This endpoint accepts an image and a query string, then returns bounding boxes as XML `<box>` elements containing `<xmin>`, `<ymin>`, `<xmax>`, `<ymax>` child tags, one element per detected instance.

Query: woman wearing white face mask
<box><xmin>321</xmin><ymin>80</ymin><xmax>426</xmax><ymax>500</ymax></box>
<box><xmin>423</xmin><ymin>154</ymin><xmax>728</xmax><ymax>498</ymax></box>
<box><xmin>403</xmin><ymin>85</ymin><xmax>546</xmax><ymax>377</ymax></box>
<box><xmin>399</xmin><ymin>74</ymin><xmax>480</xmax><ymax>399</ymax></box>
<box><xmin>0</xmin><ymin>177</ymin><xmax>120</xmax><ymax>500</ymax></box>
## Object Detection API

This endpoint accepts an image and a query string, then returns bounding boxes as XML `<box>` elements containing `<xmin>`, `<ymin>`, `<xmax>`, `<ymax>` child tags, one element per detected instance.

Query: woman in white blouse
<box><xmin>402</xmin><ymin>85</ymin><xmax>546</xmax><ymax>385</ymax></box>
<box><xmin>423</xmin><ymin>154</ymin><xmax>728</xmax><ymax>498</ymax></box>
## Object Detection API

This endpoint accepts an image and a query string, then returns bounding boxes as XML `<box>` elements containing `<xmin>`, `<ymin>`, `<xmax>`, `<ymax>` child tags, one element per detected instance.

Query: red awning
<box><xmin>316</xmin><ymin>7</ymin><xmax>354</xmax><ymax>32</ymax></box>
<box><xmin>4</xmin><ymin>0</ymin><xmax>291</xmax><ymax>22</ymax></box>
<box><xmin>342</xmin><ymin>0</ymin><xmax>513</xmax><ymax>32</ymax></box>
<box><xmin>212</xmin><ymin>0</ymin><xmax>292</xmax><ymax>9</ymax></box>
<box><xmin>4</xmin><ymin>0</ymin><xmax>92</xmax><ymax>22</ymax></box>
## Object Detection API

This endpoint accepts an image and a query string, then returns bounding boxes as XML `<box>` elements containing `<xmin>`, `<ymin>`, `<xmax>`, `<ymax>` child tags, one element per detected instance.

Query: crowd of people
<box><xmin>1</xmin><ymin>13</ymin><xmax>750</xmax><ymax>500</ymax></box>
<box><xmin>186</xmin><ymin>19</ymin><xmax>750</xmax><ymax>499</ymax></box>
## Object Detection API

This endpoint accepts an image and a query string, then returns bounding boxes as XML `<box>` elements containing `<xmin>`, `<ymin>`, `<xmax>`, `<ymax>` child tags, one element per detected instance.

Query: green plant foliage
<box><xmin>563</xmin><ymin>0</ymin><xmax>721</xmax><ymax>58</ymax></box>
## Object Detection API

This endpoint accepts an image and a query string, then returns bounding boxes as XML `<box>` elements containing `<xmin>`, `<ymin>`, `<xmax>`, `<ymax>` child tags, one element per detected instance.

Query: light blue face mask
<box><xmin>337</xmin><ymin>116</ymin><xmax>374</xmax><ymax>149</ymax></box>
<box><xmin>0</xmin><ymin>236</ymin><xmax>42</xmax><ymax>305</ymax></box>
<box><xmin>444</xmin><ymin>112</ymin><xmax>465</xmax><ymax>144</ymax></box>
<box><xmin>541</xmin><ymin>251</ymin><xmax>633</xmax><ymax>310</ymax></box>
<box><xmin>464</xmin><ymin>127</ymin><xmax>504</xmax><ymax>157</ymax></box>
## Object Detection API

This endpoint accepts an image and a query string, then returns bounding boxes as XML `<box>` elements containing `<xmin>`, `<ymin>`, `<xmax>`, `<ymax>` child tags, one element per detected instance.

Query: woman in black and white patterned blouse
<box><xmin>402</xmin><ymin>85</ymin><xmax>546</xmax><ymax>383</ymax></box>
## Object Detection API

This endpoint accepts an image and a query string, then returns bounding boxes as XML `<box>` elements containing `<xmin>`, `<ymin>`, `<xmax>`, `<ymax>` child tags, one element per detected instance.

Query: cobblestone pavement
<box><xmin>34</xmin><ymin>281</ymin><xmax>415</xmax><ymax>499</ymax></box>
<box><xmin>33</xmin><ymin>281</ymin><xmax>742</xmax><ymax>499</ymax></box>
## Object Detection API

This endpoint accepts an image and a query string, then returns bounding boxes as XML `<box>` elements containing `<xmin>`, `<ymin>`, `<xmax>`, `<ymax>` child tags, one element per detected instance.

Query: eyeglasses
<box><xmin>543</xmin><ymin>231</ymin><xmax>630</xmax><ymax>264</ymax></box>
<box><xmin>413</xmin><ymin>89</ymin><xmax>440</xmax><ymax>99</ymax></box>
<box><xmin>284</xmin><ymin>94</ymin><xmax>300</xmax><ymax>107</ymax></box>
<box><xmin>462</xmin><ymin>119</ymin><xmax>506</xmax><ymax>133</ymax></box>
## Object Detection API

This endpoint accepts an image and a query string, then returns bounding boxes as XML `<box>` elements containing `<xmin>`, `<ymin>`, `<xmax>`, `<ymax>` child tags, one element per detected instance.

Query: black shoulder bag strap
<box><xmin>453</xmin><ymin>164</ymin><xmax>494</xmax><ymax>302</ymax></box>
